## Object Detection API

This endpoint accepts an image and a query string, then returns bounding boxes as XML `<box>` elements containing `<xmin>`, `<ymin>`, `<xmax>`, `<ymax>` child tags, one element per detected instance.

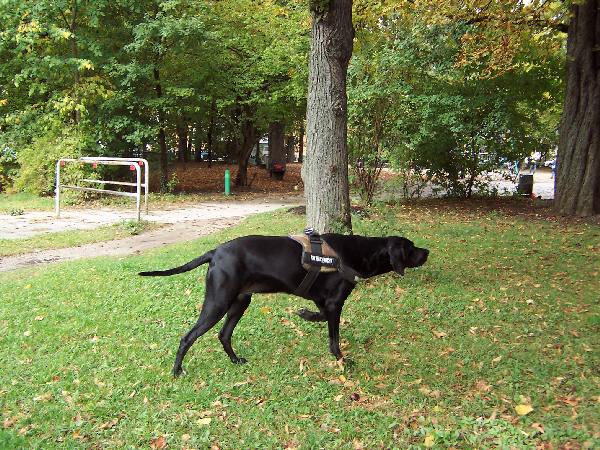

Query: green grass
<box><xmin>0</xmin><ymin>220</ymin><xmax>162</xmax><ymax>257</ymax></box>
<box><xmin>0</xmin><ymin>192</ymin><xmax>55</xmax><ymax>212</ymax></box>
<box><xmin>0</xmin><ymin>203</ymin><xmax>598</xmax><ymax>449</ymax></box>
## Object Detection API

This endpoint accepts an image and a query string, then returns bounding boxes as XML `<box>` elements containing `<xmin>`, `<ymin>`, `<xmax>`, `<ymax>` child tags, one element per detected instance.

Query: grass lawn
<box><xmin>0</xmin><ymin>201</ymin><xmax>598</xmax><ymax>449</ymax></box>
<box><xmin>0</xmin><ymin>193</ymin><xmax>55</xmax><ymax>213</ymax></box>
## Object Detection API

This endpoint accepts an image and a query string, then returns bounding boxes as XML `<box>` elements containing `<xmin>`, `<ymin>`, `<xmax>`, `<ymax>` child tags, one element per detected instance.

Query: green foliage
<box><xmin>0</xmin><ymin>0</ymin><xmax>309</xmax><ymax>193</ymax></box>
<box><xmin>349</xmin><ymin>7</ymin><xmax>565</xmax><ymax>199</ymax></box>
<box><xmin>13</xmin><ymin>123</ymin><xmax>92</xmax><ymax>195</ymax></box>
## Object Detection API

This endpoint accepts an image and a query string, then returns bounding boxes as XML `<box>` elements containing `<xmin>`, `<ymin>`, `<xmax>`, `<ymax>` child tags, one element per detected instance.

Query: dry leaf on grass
<box><xmin>515</xmin><ymin>404</ymin><xmax>534</xmax><ymax>416</ymax></box>
<box><xmin>150</xmin><ymin>435</ymin><xmax>167</xmax><ymax>449</ymax></box>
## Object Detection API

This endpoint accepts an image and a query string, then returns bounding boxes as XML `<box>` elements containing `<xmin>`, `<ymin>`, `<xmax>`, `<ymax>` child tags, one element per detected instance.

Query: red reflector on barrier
<box><xmin>138</xmin><ymin>161</ymin><xmax>144</xmax><ymax>166</ymax></box>
<box><xmin>92</xmin><ymin>163</ymin><xmax>97</xmax><ymax>169</ymax></box>
<box><xmin>130</xmin><ymin>164</ymin><xmax>135</xmax><ymax>171</ymax></box>
<box><xmin>60</xmin><ymin>161</ymin><xmax>66</xmax><ymax>167</ymax></box>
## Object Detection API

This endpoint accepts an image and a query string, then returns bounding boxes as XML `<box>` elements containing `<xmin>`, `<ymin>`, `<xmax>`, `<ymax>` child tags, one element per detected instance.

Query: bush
<box><xmin>14</xmin><ymin>126</ymin><xmax>92</xmax><ymax>196</ymax></box>
<box><xmin>0</xmin><ymin>146</ymin><xmax>18</xmax><ymax>192</ymax></box>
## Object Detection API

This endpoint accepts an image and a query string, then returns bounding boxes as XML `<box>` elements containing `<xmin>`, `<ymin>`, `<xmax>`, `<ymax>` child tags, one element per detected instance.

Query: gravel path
<box><xmin>0</xmin><ymin>198</ymin><xmax>302</xmax><ymax>272</ymax></box>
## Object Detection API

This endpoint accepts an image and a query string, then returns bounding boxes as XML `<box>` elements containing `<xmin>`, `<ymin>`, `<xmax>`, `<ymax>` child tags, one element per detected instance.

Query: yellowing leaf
<box><xmin>260</xmin><ymin>306</ymin><xmax>272</xmax><ymax>314</ymax></box>
<box><xmin>424</xmin><ymin>434</ymin><xmax>435</xmax><ymax>447</ymax></box>
<box><xmin>197</xmin><ymin>417</ymin><xmax>212</xmax><ymax>426</ymax></box>
<box><xmin>515</xmin><ymin>404</ymin><xmax>534</xmax><ymax>416</ymax></box>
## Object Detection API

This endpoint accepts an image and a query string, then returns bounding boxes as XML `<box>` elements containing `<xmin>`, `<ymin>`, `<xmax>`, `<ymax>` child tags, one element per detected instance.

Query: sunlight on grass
<box><xmin>0</xmin><ymin>204</ymin><xmax>598</xmax><ymax>448</ymax></box>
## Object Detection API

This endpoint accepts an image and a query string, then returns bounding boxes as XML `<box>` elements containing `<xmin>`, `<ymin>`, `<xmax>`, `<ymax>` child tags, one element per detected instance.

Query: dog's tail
<box><xmin>138</xmin><ymin>250</ymin><xmax>215</xmax><ymax>277</ymax></box>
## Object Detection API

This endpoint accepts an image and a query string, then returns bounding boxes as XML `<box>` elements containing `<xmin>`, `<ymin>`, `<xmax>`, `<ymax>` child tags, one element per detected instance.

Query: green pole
<box><xmin>224</xmin><ymin>169</ymin><xmax>231</xmax><ymax>196</ymax></box>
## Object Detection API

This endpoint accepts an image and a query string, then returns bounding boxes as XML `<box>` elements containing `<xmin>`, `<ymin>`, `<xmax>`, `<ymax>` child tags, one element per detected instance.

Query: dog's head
<box><xmin>387</xmin><ymin>237</ymin><xmax>429</xmax><ymax>276</ymax></box>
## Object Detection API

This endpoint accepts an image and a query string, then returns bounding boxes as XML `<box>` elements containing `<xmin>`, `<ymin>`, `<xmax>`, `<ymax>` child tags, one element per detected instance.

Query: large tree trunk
<box><xmin>269</xmin><ymin>121</ymin><xmax>286</xmax><ymax>178</ymax></box>
<box><xmin>153</xmin><ymin>67</ymin><xmax>168</xmax><ymax>191</ymax></box>
<box><xmin>303</xmin><ymin>0</ymin><xmax>354</xmax><ymax>233</ymax></box>
<box><xmin>555</xmin><ymin>0</ymin><xmax>600</xmax><ymax>216</ymax></box>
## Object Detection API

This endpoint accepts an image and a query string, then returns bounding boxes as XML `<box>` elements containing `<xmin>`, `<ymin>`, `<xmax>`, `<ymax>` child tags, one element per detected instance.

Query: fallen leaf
<box><xmin>34</xmin><ymin>316</ymin><xmax>44</xmax><ymax>321</ymax></box>
<box><xmin>353</xmin><ymin>439</ymin><xmax>364</xmax><ymax>449</ymax></box>
<box><xmin>440</xmin><ymin>347</ymin><xmax>455</xmax><ymax>357</ymax></box>
<box><xmin>433</xmin><ymin>330</ymin><xmax>447</xmax><ymax>339</ymax></box>
<box><xmin>475</xmin><ymin>380</ymin><xmax>492</xmax><ymax>393</ymax></box>
<box><xmin>197</xmin><ymin>417</ymin><xmax>212</xmax><ymax>426</ymax></box>
<box><xmin>531</xmin><ymin>423</ymin><xmax>545</xmax><ymax>434</ymax></box>
<box><xmin>33</xmin><ymin>392</ymin><xmax>52</xmax><ymax>402</ymax></box>
<box><xmin>260</xmin><ymin>306</ymin><xmax>271</xmax><ymax>314</ymax></box>
<box><xmin>334</xmin><ymin>394</ymin><xmax>343</xmax><ymax>402</ymax></box>
<box><xmin>515</xmin><ymin>404</ymin><xmax>534</xmax><ymax>416</ymax></box>
<box><xmin>424</xmin><ymin>434</ymin><xmax>435</xmax><ymax>448</ymax></box>
<box><xmin>99</xmin><ymin>418</ymin><xmax>118</xmax><ymax>430</ymax></box>
<box><xmin>150</xmin><ymin>435</ymin><xmax>167</xmax><ymax>449</ymax></box>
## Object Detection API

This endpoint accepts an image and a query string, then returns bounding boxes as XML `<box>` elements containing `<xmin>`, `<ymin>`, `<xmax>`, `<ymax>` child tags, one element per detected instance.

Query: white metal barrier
<box><xmin>55</xmin><ymin>157</ymin><xmax>149</xmax><ymax>221</ymax></box>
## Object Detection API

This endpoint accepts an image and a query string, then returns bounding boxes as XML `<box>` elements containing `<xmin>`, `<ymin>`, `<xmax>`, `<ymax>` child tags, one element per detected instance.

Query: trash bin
<box><xmin>517</xmin><ymin>174</ymin><xmax>533</xmax><ymax>196</ymax></box>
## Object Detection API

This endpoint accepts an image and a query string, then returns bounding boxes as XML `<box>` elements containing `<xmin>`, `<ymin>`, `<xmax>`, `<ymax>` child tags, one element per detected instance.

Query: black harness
<box><xmin>292</xmin><ymin>229</ymin><xmax>361</xmax><ymax>298</ymax></box>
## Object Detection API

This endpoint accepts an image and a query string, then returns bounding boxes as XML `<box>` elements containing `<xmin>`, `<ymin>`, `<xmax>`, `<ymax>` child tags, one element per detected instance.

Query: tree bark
<box><xmin>298</xmin><ymin>129</ymin><xmax>304</xmax><ymax>163</ymax></box>
<box><xmin>176</xmin><ymin>117</ymin><xmax>188</xmax><ymax>162</ymax></box>
<box><xmin>153</xmin><ymin>67</ymin><xmax>168</xmax><ymax>191</ymax></box>
<box><xmin>285</xmin><ymin>135</ymin><xmax>296</xmax><ymax>163</ymax></box>
<box><xmin>235</xmin><ymin>115</ymin><xmax>258</xmax><ymax>186</ymax></box>
<box><xmin>555</xmin><ymin>0</ymin><xmax>600</xmax><ymax>216</ymax></box>
<box><xmin>303</xmin><ymin>0</ymin><xmax>354</xmax><ymax>233</ymax></box>
<box><xmin>269</xmin><ymin>121</ymin><xmax>286</xmax><ymax>177</ymax></box>
<box><xmin>207</xmin><ymin>99</ymin><xmax>216</xmax><ymax>167</ymax></box>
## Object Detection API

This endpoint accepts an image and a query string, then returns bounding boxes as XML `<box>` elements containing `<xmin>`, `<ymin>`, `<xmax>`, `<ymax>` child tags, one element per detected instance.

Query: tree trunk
<box><xmin>153</xmin><ymin>67</ymin><xmax>169</xmax><ymax>191</ymax></box>
<box><xmin>176</xmin><ymin>117</ymin><xmax>188</xmax><ymax>162</ymax></box>
<box><xmin>285</xmin><ymin>135</ymin><xmax>296</xmax><ymax>163</ymax></box>
<box><xmin>555</xmin><ymin>0</ymin><xmax>600</xmax><ymax>216</ymax></box>
<box><xmin>298</xmin><ymin>129</ymin><xmax>304</xmax><ymax>163</ymax></box>
<box><xmin>207</xmin><ymin>99</ymin><xmax>216</xmax><ymax>167</ymax></box>
<box><xmin>235</xmin><ymin>116</ymin><xmax>258</xmax><ymax>186</ymax></box>
<box><xmin>303</xmin><ymin>0</ymin><xmax>354</xmax><ymax>233</ymax></box>
<box><xmin>269</xmin><ymin>122</ymin><xmax>286</xmax><ymax>178</ymax></box>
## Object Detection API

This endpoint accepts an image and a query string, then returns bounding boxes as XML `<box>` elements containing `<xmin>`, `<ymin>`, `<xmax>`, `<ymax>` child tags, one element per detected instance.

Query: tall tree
<box><xmin>555</xmin><ymin>0</ymin><xmax>599</xmax><ymax>216</ymax></box>
<box><xmin>304</xmin><ymin>0</ymin><xmax>354</xmax><ymax>233</ymax></box>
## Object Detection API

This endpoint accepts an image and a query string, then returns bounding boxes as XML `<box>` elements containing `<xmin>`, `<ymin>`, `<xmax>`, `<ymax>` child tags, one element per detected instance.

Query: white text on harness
<box><xmin>310</xmin><ymin>255</ymin><xmax>335</xmax><ymax>264</ymax></box>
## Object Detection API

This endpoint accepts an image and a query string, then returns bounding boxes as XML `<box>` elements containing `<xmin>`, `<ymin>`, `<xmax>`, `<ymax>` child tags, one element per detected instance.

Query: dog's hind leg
<box><xmin>325</xmin><ymin>304</ymin><xmax>344</xmax><ymax>360</ymax></box>
<box><xmin>218</xmin><ymin>294</ymin><xmax>251</xmax><ymax>364</ymax></box>
<box><xmin>172</xmin><ymin>297</ymin><xmax>230</xmax><ymax>377</ymax></box>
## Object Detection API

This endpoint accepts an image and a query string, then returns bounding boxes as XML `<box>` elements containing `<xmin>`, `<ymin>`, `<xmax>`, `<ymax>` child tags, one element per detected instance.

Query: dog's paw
<box><xmin>231</xmin><ymin>357</ymin><xmax>248</xmax><ymax>364</ymax></box>
<box><xmin>296</xmin><ymin>308</ymin><xmax>326</xmax><ymax>322</ymax></box>
<box><xmin>172</xmin><ymin>366</ymin><xmax>185</xmax><ymax>377</ymax></box>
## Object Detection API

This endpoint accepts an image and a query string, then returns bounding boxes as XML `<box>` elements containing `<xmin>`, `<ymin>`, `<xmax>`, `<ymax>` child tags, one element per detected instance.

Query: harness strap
<box><xmin>294</xmin><ymin>233</ymin><xmax>325</xmax><ymax>297</ymax></box>
<box><xmin>293</xmin><ymin>230</ymin><xmax>361</xmax><ymax>298</ymax></box>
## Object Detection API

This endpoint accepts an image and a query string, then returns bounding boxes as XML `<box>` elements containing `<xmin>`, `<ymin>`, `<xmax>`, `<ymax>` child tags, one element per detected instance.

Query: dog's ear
<box><xmin>388</xmin><ymin>239</ymin><xmax>407</xmax><ymax>276</ymax></box>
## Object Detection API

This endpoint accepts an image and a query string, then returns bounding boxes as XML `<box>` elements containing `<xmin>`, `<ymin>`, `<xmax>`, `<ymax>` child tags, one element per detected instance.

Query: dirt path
<box><xmin>0</xmin><ymin>199</ymin><xmax>302</xmax><ymax>272</ymax></box>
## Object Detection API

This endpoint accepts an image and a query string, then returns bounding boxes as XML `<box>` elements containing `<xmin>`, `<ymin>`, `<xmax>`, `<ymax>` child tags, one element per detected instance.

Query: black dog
<box><xmin>139</xmin><ymin>234</ymin><xmax>429</xmax><ymax>376</ymax></box>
